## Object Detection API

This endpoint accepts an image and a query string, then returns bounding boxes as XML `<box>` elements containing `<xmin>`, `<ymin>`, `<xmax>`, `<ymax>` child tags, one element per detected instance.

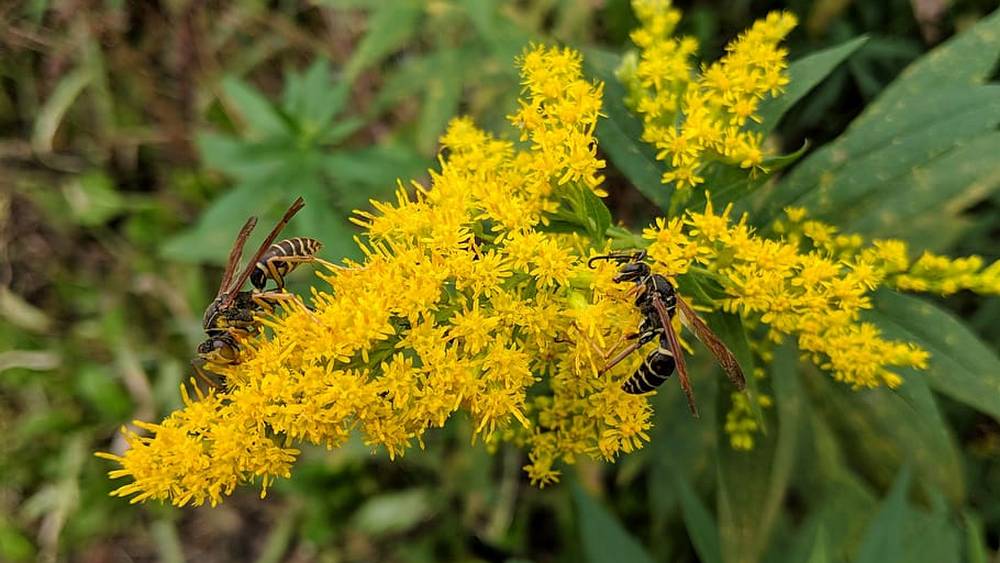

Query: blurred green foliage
<box><xmin>1</xmin><ymin>1</ymin><xmax>998</xmax><ymax>562</ymax></box>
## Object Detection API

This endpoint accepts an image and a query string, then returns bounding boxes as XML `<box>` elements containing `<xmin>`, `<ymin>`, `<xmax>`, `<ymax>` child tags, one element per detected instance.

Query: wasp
<box><xmin>193</xmin><ymin>197</ymin><xmax>314</xmax><ymax>389</ymax></box>
<box><xmin>588</xmin><ymin>250</ymin><xmax>746</xmax><ymax>417</ymax></box>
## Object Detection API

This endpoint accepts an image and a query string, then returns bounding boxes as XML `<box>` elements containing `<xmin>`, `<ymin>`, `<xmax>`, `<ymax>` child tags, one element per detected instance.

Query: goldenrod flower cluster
<box><xmin>645</xmin><ymin>204</ymin><xmax>1000</xmax><ymax>391</ymax></box>
<box><xmin>100</xmin><ymin>46</ymin><xmax>650</xmax><ymax>505</ymax></box>
<box><xmin>99</xmin><ymin>42</ymin><xmax>1000</xmax><ymax>506</ymax></box>
<box><xmin>617</xmin><ymin>0</ymin><xmax>796</xmax><ymax>190</ymax></box>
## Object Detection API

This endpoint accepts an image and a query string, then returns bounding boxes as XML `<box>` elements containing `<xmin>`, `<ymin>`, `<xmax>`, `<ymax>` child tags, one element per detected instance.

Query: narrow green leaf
<box><xmin>851</xmin><ymin>8</ymin><xmax>1000</xmax><ymax>129</ymax></box>
<box><xmin>803</xmin><ymin>527</ymin><xmax>829</xmax><ymax>563</ymax></box>
<box><xmin>867</xmin><ymin>290</ymin><xmax>1000</xmax><ymax>421</ymax></box>
<box><xmin>221</xmin><ymin>77</ymin><xmax>289</xmax><ymax>137</ymax></box>
<box><xmin>583</xmin><ymin>48</ymin><xmax>672</xmax><ymax>210</ymax></box>
<box><xmin>160</xmin><ymin>184</ymin><xmax>286</xmax><ymax>263</ymax></box>
<box><xmin>760</xmin><ymin>9</ymin><xmax>1000</xmax><ymax>227</ymax></box>
<box><xmin>350</xmin><ymin>489</ymin><xmax>431</xmax><ymax>536</ymax></box>
<box><xmin>579</xmin><ymin>185</ymin><xmax>613</xmax><ymax>243</ymax></box>
<box><xmin>61</xmin><ymin>170</ymin><xmax>125</xmax><ymax>226</ymax></box>
<box><xmin>963</xmin><ymin>511</ymin><xmax>989</xmax><ymax>563</ymax></box>
<box><xmin>672</xmin><ymin>472</ymin><xmax>722</xmax><ymax>563</ymax></box>
<box><xmin>844</xmin><ymin>131</ymin><xmax>1000</xmax><ymax>236</ymax></box>
<box><xmin>196</xmin><ymin>133</ymin><xmax>288</xmax><ymax>180</ymax></box>
<box><xmin>323</xmin><ymin>144</ymin><xmax>429</xmax><ymax>210</ymax></box>
<box><xmin>282</xmin><ymin>60</ymin><xmax>346</xmax><ymax>131</ymax></box>
<box><xmin>416</xmin><ymin>49</ymin><xmax>464</xmax><ymax>155</ymax></box>
<box><xmin>756</xmin><ymin>36</ymin><xmax>868</xmax><ymax>134</ymax></box>
<box><xmin>704</xmin><ymin>310</ymin><xmax>762</xmax><ymax>428</ymax></box>
<box><xmin>855</xmin><ymin>466</ymin><xmax>911</xmax><ymax>563</ymax></box>
<box><xmin>802</xmin><ymin>362</ymin><xmax>964</xmax><ymax>505</ymax></box>
<box><xmin>344</xmin><ymin>1</ymin><xmax>423</xmax><ymax>81</ymax></box>
<box><xmin>572</xmin><ymin>483</ymin><xmax>655</xmax><ymax>563</ymax></box>
<box><xmin>32</xmin><ymin>65</ymin><xmax>91</xmax><ymax>153</ymax></box>
<box><xmin>296</xmin><ymin>182</ymin><xmax>363</xmax><ymax>261</ymax></box>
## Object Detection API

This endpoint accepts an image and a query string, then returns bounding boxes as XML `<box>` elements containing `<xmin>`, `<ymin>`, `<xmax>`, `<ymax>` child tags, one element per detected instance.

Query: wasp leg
<box><xmin>264</xmin><ymin>255</ymin><xmax>318</xmax><ymax>290</ymax></box>
<box><xmin>252</xmin><ymin>290</ymin><xmax>318</xmax><ymax>320</ymax></box>
<box><xmin>191</xmin><ymin>359</ymin><xmax>224</xmax><ymax>391</ymax></box>
<box><xmin>599</xmin><ymin>330</ymin><xmax>657</xmax><ymax>375</ymax></box>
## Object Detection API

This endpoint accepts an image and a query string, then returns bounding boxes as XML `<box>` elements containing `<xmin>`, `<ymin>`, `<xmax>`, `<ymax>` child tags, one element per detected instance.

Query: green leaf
<box><xmin>802</xmin><ymin>361</ymin><xmax>965</xmax><ymax>506</ymax></box>
<box><xmin>703</xmin><ymin>309</ymin><xmax>762</xmax><ymax>428</ymax></box>
<box><xmin>867</xmin><ymin>290</ymin><xmax>1000</xmax><ymax>421</ymax></box>
<box><xmin>852</xmin><ymin>8</ymin><xmax>1000</xmax><ymax>126</ymax></box>
<box><xmin>843</xmin><ymin>131</ymin><xmax>1000</xmax><ymax>236</ymax></box>
<box><xmin>32</xmin><ymin>65</ymin><xmax>91</xmax><ymax>153</ymax></box>
<box><xmin>344</xmin><ymin>1</ymin><xmax>423</xmax><ymax>81</ymax></box>
<box><xmin>672</xmin><ymin>472</ymin><xmax>722</xmax><ymax>563</ymax></box>
<box><xmin>296</xmin><ymin>182</ymin><xmax>363</xmax><ymax>262</ymax></box>
<box><xmin>715</xmin><ymin>344</ymin><xmax>800</xmax><ymax>563</ymax></box>
<box><xmin>161</xmin><ymin>185</ymin><xmax>286</xmax><ymax>263</ymax></box>
<box><xmin>323</xmin><ymin>144</ymin><xmax>430</xmax><ymax>210</ymax></box>
<box><xmin>282</xmin><ymin>60</ymin><xmax>347</xmax><ymax>132</ymax></box>
<box><xmin>803</xmin><ymin>527</ymin><xmax>829</xmax><ymax>563</ymax></box>
<box><xmin>963</xmin><ymin>511</ymin><xmax>989</xmax><ymax>563</ymax></box>
<box><xmin>755</xmin><ymin>36</ymin><xmax>868</xmax><ymax>135</ymax></box>
<box><xmin>855</xmin><ymin>466</ymin><xmax>911</xmax><ymax>563</ymax></box>
<box><xmin>196</xmin><ymin>133</ymin><xmax>291</xmax><ymax>180</ymax></box>
<box><xmin>350</xmin><ymin>489</ymin><xmax>431</xmax><ymax>536</ymax></box>
<box><xmin>572</xmin><ymin>483</ymin><xmax>655</xmax><ymax>563</ymax></box>
<box><xmin>76</xmin><ymin>364</ymin><xmax>131</xmax><ymax>421</ymax></box>
<box><xmin>545</xmin><ymin>183</ymin><xmax>613</xmax><ymax>243</ymax></box>
<box><xmin>221</xmin><ymin>77</ymin><xmax>289</xmax><ymax>137</ymax></box>
<box><xmin>583</xmin><ymin>48</ymin><xmax>671</xmax><ymax>211</ymax></box>
<box><xmin>761</xmin><ymin>11</ymin><xmax>1000</xmax><ymax>228</ymax></box>
<box><xmin>61</xmin><ymin>170</ymin><xmax>125</xmax><ymax>226</ymax></box>
<box><xmin>416</xmin><ymin>49</ymin><xmax>465</xmax><ymax>155</ymax></box>
<box><xmin>765</xmin><ymin>85</ymin><xmax>1000</xmax><ymax>225</ymax></box>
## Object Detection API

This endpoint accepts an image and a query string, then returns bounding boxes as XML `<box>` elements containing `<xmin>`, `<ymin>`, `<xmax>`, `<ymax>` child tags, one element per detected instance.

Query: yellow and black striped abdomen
<box><xmin>622</xmin><ymin>345</ymin><xmax>676</xmax><ymax>394</ymax></box>
<box><xmin>250</xmin><ymin>237</ymin><xmax>322</xmax><ymax>290</ymax></box>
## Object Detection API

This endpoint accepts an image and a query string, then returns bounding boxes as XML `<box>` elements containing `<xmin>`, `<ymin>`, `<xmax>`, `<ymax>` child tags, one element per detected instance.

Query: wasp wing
<box><xmin>675</xmin><ymin>295</ymin><xmax>747</xmax><ymax>391</ymax></box>
<box><xmin>221</xmin><ymin>197</ymin><xmax>306</xmax><ymax>308</ymax></box>
<box><xmin>651</xmin><ymin>292</ymin><xmax>699</xmax><ymax>417</ymax></box>
<box><xmin>218</xmin><ymin>216</ymin><xmax>258</xmax><ymax>298</ymax></box>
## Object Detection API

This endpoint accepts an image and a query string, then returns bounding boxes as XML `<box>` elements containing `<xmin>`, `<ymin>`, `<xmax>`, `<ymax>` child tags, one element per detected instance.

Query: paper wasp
<box><xmin>193</xmin><ymin>197</ymin><xmax>316</xmax><ymax>390</ymax></box>
<box><xmin>588</xmin><ymin>250</ymin><xmax>746</xmax><ymax>417</ymax></box>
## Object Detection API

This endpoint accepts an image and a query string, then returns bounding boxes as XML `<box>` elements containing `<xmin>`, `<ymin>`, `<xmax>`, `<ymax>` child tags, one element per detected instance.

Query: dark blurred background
<box><xmin>1</xmin><ymin>1</ymin><xmax>998</xmax><ymax>562</ymax></box>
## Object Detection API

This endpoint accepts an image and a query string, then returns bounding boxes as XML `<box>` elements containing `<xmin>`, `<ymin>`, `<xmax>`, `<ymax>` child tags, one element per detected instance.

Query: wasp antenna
<box><xmin>587</xmin><ymin>254</ymin><xmax>614</xmax><ymax>268</ymax></box>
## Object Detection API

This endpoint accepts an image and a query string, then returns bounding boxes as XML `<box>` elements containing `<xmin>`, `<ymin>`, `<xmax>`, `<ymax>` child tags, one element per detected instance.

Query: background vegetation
<box><xmin>1</xmin><ymin>1</ymin><xmax>998</xmax><ymax>561</ymax></box>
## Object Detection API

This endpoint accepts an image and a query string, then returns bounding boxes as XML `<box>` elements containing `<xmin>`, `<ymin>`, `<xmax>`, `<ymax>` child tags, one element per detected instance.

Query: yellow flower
<box><xmin>618</xmin><ymin>1</ymin><xmax>796</xmax><ymax>191</ymax></box>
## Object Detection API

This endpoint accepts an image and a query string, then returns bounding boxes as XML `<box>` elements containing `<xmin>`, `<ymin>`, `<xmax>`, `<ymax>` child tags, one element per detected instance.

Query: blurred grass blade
<box><xmin>855</xmin><ymin>466</ymin><xmax>911</xmax><ymax>563</ymax></box>
<box><xmin>867</xmin><ymin>290</ymin><xmax>1000</xmax><ymax>421</ymax></box>
<box><xmin>417</xmin><ymin>49</ymin><xmax>464</xmax><ymax>155</ymax></box>
<box><xmin>572</xmin><ymin>483</ymin><xmax>655</xmax><ymax>563</ymax></box>
<box><xmin>222</xmin><ymin>77</ymin><xmax>289</xmax><ymax>137</ymax></box>
<box><xmin>715</xmin><ymin>344</ymin><xmax>801</xmax><ymax>563</ymax></box>
<box><xmin>584</xmin><ymin>48</ymin><xmax>671</xmax><ymax>211</ymax></box>
<box><xmin>671</xmin><ymin>472</ymin><xmax>722</xmax><ymax>563</ymax></box>
<box><xmin>804</xmin><ymin>527</ymin><xmax>829</xmax><ymax>563</ymax></box>
<box><xmin>344</xmin><ymin>1</ymin><xmax>423</xmax><ymax>82</ymax></box>
<box><xmin>756</xmin><ymin>36</ymin><xmax>868</xmax><ymax>134</ymax></box>
<box><xmin>0</xmin><ymin>286</ymin><xmax>52</xmax><ymax>333</ymax></box>
<box><xmin>350</xmin><ymin>489</ymin><xmax>431</xmax><ymax>536</ymax></box>
<box><xmin>32</xmin><ymin>66</ymin><xmax>91</xmax><ymax>154</ymax></box>
<box><xmin>963</xmin><ymin>511</ymin><xmax>989</xmax><ymax>563</ymax></box>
